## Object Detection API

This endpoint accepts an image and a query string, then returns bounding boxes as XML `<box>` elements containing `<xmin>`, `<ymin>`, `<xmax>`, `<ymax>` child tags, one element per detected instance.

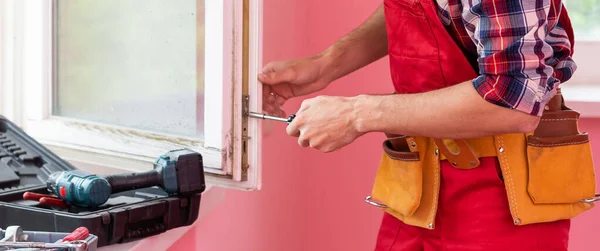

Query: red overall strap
<box><xmin>383</xmin><ymin>0</ymin><xmax>576</xmax><ymax>167</ymax></box>
<box><xmin>557</xmin><ymin>2</ymin><xmax>575</xmax><ymax>55</ymax></box>
<box><xmin>384</xmin><ymin>0</ymin><xmax>575</xmax><ymax>93</ymax></box>
<box><xmin>376</xmin><ymin>1</ymin><xmax>573</xmax><ymax>249</ymax></box>
<box><xmin>384</xmin><ymin>0</ymin><xmax>481</xmax><ymax>168</ymax></box>
<box><xmin>384</xmin><ymin>0</ymin><xmax>478</xmax><ymax>95</ymax></box>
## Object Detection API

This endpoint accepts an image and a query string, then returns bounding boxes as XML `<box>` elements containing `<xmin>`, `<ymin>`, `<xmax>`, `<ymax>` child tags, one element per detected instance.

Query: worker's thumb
<box><xmin>258</xmin><ymin>67</ymin><xmax>297</xmax><ymax>85</ymax></box>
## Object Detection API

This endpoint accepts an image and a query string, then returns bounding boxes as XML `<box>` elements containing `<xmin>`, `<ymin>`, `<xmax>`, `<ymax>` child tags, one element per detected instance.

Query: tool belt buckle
<box><xmin>433</xmin><ymin>139</ymin><xmax>480</xmax><ymax>169</ymax></box>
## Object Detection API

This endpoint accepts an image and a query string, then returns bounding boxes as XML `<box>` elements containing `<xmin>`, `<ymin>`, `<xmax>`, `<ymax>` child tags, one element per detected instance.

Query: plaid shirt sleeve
<box><xmin>463</xmin><ymin>0</ymin><xmax>577</xmax><ymax>116</ymax></box>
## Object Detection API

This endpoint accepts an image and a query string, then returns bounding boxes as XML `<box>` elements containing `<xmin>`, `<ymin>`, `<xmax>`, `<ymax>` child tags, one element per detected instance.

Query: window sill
<box><xmin>562</xmin><ymin>87</ymin><xmax>600</xmax><ymax>118</ymax></box>
<box><xmin>98</xmin><ymin>185</ymin><xmax>226</xmax><ymax>251</ymax></box>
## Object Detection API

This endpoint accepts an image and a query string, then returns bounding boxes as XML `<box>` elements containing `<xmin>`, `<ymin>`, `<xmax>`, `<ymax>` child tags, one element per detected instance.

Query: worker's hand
<box><xmin>258</xmin><ymin>55</ymin><xmax>332</xmax><ymax>117</ymax></box>
<box><xmin>286</xmin><ymin>95</ymin><xmax>363</xmax><ymax>153</ymax></box>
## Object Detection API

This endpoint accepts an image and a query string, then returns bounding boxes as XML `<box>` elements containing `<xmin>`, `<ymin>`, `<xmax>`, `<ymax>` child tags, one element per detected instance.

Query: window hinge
<box><xmin>243</xmin><ymin>95</ymin><xmax>250</xmax><ymax>117</ymax></box>
<box><xmin>242</xmin><ymin>95</ymin><xmax>251</xmax><ymax>141</ymax></box>
<box><xmin>241</xmin><ymin>95</ymin><xmax>250</xmax><ymax>181</ymax></box>
<box><xmin>241</xmin><ymin>163</ymin><xmax>249</xmax><ymax>177</ymax></box>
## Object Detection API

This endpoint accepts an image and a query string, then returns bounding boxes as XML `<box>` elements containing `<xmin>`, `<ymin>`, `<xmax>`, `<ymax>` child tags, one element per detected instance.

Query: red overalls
<box><xmin>374</xmin><ymin>0</ymin><xmax>575</xmax><ymax>250</ymax></box>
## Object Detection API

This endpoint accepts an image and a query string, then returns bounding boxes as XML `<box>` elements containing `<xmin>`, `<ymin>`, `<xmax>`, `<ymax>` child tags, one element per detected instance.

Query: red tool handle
<box><xmin>62</xmin><ymin>227</ymin><xmax>90</xmax><ymax>242</ymax></box>
<box><xmin>23</xmin><ymin>192</ymin><xmax>49</xmax><ymax>201</ymax></box>
<box><xmin>39</xmin><ymin>197</ymin><xmax>69</xmax><ymax>208</ymax></box>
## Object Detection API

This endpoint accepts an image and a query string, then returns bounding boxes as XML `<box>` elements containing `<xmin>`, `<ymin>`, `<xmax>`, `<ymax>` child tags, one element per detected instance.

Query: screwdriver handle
<box><xmin>39</xmin><ymin>197</ymin><xmax>69</xmax><ymax>208</ymax></box>
<box><xmin>23</xmin><ymin>192</ymin><xmax>48</xmax><ymax>201</ymax></box>
<box><xmin>62</xmin><ymin>227</ymin><xmax>90</xmax><ymax>242</ymax></box>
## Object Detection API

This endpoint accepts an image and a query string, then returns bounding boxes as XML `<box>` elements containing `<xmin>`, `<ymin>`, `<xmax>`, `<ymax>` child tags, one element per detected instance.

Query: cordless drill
<box><xmin>45</xmin><ymin>149</ymin><xmax>205</xmax><ymax>208</ymax></box>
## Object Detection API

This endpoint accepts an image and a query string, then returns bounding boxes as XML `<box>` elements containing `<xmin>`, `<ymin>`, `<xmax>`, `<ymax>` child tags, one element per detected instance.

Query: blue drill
<box><xmin>45</xmin><ymin>149</ymin><xmax>205</xmax><ymax>208</ymax></box>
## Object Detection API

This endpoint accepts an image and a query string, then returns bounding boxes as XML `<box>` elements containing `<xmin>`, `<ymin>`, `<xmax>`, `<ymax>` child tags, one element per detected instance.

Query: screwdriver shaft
<box><xmin>248</xmin><ymin>112</ymin><xmax>290</xmax><ymax>123</ymax></box>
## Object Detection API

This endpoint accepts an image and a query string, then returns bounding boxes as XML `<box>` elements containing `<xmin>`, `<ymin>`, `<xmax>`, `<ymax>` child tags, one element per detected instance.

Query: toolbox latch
<box><xmin>101</xmin><ymin>212</ymin><xmax>111</xmax><ymax>225</ymax></box>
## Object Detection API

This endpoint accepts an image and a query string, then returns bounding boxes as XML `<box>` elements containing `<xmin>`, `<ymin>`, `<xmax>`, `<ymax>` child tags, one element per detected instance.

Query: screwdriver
<box><xmin>248</xmin><ymin>112</ymin><xmax>296</xmax><ymax>124</ymax></box>
<box><xmin>61</xmin><ymin>227</ymin><xmax>90</xmax><ymax>242</ymax></box>
<box><xmin>23</xmin><ymin>192</ymin><xmax>69</xmax><ymax>209</ymax></box>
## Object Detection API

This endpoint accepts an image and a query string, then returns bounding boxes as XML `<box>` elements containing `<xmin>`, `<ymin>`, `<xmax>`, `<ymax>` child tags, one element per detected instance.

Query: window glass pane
<box><xmin>566</xmin><ymin>0</ymin><xmax>600</xmax><ymax>40</ymax></box>
<box><xmin>54</xmin><ymin>0</ymin><xmax>205</xmax><ymax>139</ymax></box>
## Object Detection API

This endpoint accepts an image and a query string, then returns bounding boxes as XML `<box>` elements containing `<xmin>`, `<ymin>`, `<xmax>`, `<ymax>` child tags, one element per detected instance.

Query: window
<box><xmin>0</xmin><ymin>0</ymin><xmax>264</xmax><ymax>189</ymax></box>
<box><xmin>562</xmin><ymin>0</ymin><xmax>600</xmax><ymax>117</ymax></box>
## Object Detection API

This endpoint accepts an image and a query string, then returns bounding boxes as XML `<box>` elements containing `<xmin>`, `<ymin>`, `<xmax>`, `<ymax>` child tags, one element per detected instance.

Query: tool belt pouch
<box><xmin>370</xmin><ymin>135</ymin><xmax>424</xmax><ymax>217</ymax></box>
<box><xmin>526</xmin><ymin>104</ymin><xmax>596</xmax><ymax>205</ymax></box>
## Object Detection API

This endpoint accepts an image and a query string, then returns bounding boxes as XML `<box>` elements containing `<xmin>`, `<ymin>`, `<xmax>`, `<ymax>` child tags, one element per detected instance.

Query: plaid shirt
<box><xmin>435</xmin><ymin>0</ymin><xmax>577</xmax><ymax>116</ymax></box>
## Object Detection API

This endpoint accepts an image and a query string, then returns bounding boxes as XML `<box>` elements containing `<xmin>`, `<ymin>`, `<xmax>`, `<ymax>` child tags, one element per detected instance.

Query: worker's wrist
<box><xmin>316</xmin><ymin>45</ymin><xmax>345</xmax><ymax>84</ymax></box>
<box><xmin>352</xmin><ymin>94</ymin><xmax>383</xmax><ymax>134</ymax></box>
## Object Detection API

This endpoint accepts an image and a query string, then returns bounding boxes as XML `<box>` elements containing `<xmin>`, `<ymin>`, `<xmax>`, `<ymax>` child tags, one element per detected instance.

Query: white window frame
<box><xmin>0</xmin><ymin>0</ymin><xmax>263</xmax><ymax>190</ymax></box>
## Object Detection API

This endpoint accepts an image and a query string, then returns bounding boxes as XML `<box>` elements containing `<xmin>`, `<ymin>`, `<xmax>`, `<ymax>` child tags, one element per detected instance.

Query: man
<box><xmin>259</xmin><ymin>0</ymin><xmax>594</xmax><ymax>250</ymax></box>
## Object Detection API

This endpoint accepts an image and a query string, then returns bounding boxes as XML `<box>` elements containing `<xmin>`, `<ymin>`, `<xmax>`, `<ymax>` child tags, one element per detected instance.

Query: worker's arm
<box><xmin>352</xmin><ymin>81</ymin><xmax>540</xmax><ymax>139</ymax></box>
<box><xmin>317</xmin><ymin>3</ymin><xmax>388</xmax><ymax>83</ymax></box>
<box><xmin>286</xmin><ymin>0</ymin><xmax>577</xmax><ymax>152</ymax></box>
<box><xmin>259</xmin><ymin>4</ymin><xmax>387</xmax><ymax>117</ymax></box>
<box><xmin>286</xmin><ymin>82</ymin><xmax>538</xmax><ymax>151</ymax></box>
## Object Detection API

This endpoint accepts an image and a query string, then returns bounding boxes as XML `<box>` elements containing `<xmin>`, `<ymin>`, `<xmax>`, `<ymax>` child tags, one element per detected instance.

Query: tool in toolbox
<box><xmin>0</xmin><ymin>115</ymin><xmax>205</xmax><ymax>247</ymax></box>
<box><xmin>0</xmin><ymin>226</ymin><xmax>27</xmax><ymax>242</ymax></box>
<box><xmin>60</xmin><ymin>227</ymin><xmax>89</xmax><ymax>243</ymax></box>
<box><xmin>22</xmin><ymin>193</ymin><xmax>68</xmax><ymax>209</ymax></box>
<box><xmin>45</xmin><ymin>149</ymin><xmax>205</xmax><ymax>208</ymax></box>
<box><xmin>248</xmin><ymin>112</ymin><xmax>296</xmax><ymax>124</ymax></box>
<box><xmin>0</xmin><ymin>241</ymin><xmax>83</xmax><ymax>251</ymax></box>
<box><xmin>0</xmin><ymin>240</ymin><xmax>87</xmax><ymax>251</ymax></box>
<box><xmin>0</xmin><ymin>226</ymin><xmax>94</xmax><ymax>251</ymax></box>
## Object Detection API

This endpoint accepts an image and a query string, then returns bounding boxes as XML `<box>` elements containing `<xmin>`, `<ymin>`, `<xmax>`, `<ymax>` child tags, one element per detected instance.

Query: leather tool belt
<box><xmin>366</xmin><ymin>89</ymin><xmax>599</xmax><ymax>229</ymax></box>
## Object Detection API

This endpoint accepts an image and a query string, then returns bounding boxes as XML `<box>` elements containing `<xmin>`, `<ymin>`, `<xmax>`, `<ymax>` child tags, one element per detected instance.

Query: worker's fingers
<box><xmin>286</xmin><ymin>125</ymin><xmax>301</xmax><ymax>137</ymax></box>
<box><xmin>263</xmin><ymin>103</ymin><xmax>277</xmax><ymax>115</ymax></box>
<box><xmin>298</xmin><ymin>95</ymin><xmax>326</xmax><ymax>112</ymax></box>
<box><xmin>286</xmin><ymin>118</ymin><xmax>301</xmax><ymax>137</ymax></box>
<box><xmin>267</xmin><ymin>92</ymin><xmax>276</xmax><ymax>103</ymax></box>
<box><xmin>263</xmin><ymin>84</ymin><xmax>292</xmax><ymax>105</ymax></box>
<box><xmin>298</xmin><ymin>99</ymin><xmax>313</xmax><ymax>114</ymax></box>
<box><xmin>263</xmin><ymin>85</ymin><xmax>277</xmax><ymax>102</ymax></box>
<box><xmin>275</xmin><ymin>96</ymin><xmax>287</xmax><ymax>106</ymax></box>
<box><xmin>258</xmin><ymin>67</ymin><xmax>297</xmax><ymax>85</ymax></box>
<box><xmin>262</xmin><ymin>86</ymin><xmax>287</xmax><ymax>116</ymax></box>
<box><xmin>308</xmin><ymin>137</ymin><xmax>323</xmax><ymax>149</ymax></box>
<box><xmin>297</xmin><ymin>135</ymin><xmax>309</xmax><ymax>147</ymax></box>
<box><xmin>276</xmin><ymin>109</ymin><xmax>287</xmax><ymax>118</ymax></box>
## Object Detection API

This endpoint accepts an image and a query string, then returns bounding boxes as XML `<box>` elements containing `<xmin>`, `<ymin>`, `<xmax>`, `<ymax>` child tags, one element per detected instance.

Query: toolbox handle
<box><xmin>125</xmin><ymin>223</ymin><xmax>166</xmax><ymax>240</ymax></box>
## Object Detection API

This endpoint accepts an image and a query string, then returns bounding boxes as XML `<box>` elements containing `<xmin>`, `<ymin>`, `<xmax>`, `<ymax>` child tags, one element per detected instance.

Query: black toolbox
<box><xmin>0</xmin><ymin>115</ymin><xmax>205</xmax><ymax>247</ymax></box>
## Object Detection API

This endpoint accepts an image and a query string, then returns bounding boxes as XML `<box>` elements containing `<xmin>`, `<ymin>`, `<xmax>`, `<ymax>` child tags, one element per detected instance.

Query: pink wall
<box><xmin>568</xmin><ymin>119</ymin><xmax>600</xmax><ymax>251</ymax></box>
<box><xmin>170</xmin><ymin>0</ymin><xmax>600</xmax><ymax>250</ymax></box>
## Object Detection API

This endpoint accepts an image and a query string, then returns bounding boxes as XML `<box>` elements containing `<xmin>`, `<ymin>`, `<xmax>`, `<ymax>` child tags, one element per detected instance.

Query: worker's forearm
<box><xmin>318</xmin><ymin>4</ymin><xmax>388</xmax><ymax>83</ymax></box>
<box><xmin>353</xmin><ymin>81</ymin><xmax>540</xmax><ymax>139</ymax></box>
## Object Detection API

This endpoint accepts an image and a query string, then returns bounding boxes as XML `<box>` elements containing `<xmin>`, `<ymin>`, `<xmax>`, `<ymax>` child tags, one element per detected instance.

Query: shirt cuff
<box><xmin>472</xmin><ymin>75</ymin><xmax>557</xmax><ymax>117</ymax></box>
